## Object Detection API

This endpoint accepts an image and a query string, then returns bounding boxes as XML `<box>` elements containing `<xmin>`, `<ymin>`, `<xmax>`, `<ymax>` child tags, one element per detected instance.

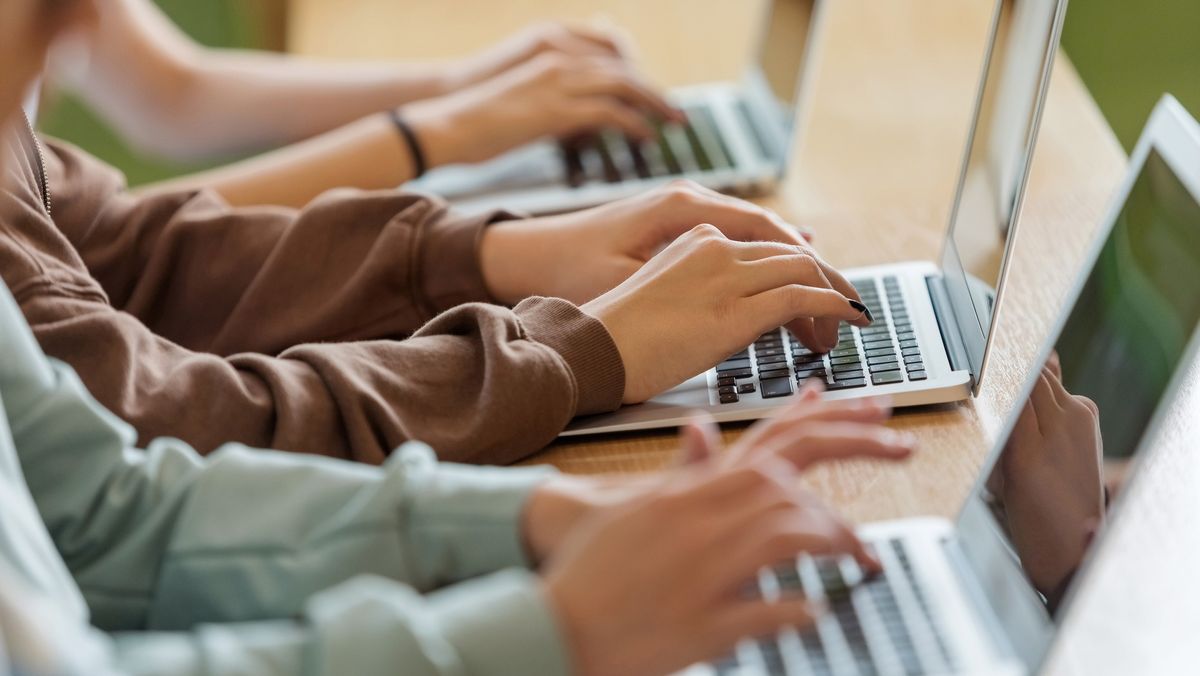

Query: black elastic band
<box><xmin>389</xmin><ymin>109</ymin><xmax>427</xmax><ymax>178</ymax></box>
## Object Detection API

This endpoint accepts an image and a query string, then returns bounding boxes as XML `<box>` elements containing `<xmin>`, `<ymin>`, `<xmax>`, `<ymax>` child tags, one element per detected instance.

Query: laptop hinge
<box><xmin>926</xmin><ymin>274</ymin><xmax>973</xmax><ymax>379</ymax></box>
<box><xmin>940</xmin><ymin>536</ymin><xmax>1020</xmax><ymax>663</ymax></box>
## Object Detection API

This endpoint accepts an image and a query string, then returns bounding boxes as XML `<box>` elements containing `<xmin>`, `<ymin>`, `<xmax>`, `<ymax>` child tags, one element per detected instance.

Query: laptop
<box><xmin>687</xmin><ymin>94</ymin><xmax>1200</xmax><ymax>676</ymax></box>
<box><xmin>407</xmin><ymin>0</ymin><xmax>827</xmax><ymax>215</ymax></box>
<box><xmin>563</xmin><ymin>0</ymin><xmax>1067</xmax><ymax>436</ymax></box>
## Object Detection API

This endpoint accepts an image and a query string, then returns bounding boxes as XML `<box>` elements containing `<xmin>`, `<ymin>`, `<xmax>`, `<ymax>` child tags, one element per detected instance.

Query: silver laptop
<box><xmin>689</xmin><ymin>93</ymin><xmax>1200</xmax><ymax>676</ymax></box>
<box><xmin>564</xmin><ymin>0</ymin><xmax>1067</xmax><ymax>436</ymax></box>
<box><xmin>408</xmin><ymin>0</ymin><xmax>827</xmax><ymax>215</ymax></box>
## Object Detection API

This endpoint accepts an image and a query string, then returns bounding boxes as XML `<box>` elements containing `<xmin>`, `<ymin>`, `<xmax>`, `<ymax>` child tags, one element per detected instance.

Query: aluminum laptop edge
<box><xmin>563</xmin><ymin>0</ymin><xmax>1067</xmax><ymax>437</ymax></box>
<box><xmin>407</xmin><ymin>0</ymin><xmax>829</xmax><ymax>215</ymax></box>
<box><xmin>683</xmin><ymin>93</ymin><xmax>1200</xmax><ymax>676</ymax></box>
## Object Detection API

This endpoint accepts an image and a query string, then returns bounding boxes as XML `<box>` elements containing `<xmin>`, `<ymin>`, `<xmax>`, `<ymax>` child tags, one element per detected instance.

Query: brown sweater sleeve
<box><xmin>0</xmin><ymin>131</ymin><xmax>625</xmax><ymax>464</ymax></box>
<box><xmin>44</xmin><ymin>138</ymin><xmax>517</xmax><ymax>355</ymax></box>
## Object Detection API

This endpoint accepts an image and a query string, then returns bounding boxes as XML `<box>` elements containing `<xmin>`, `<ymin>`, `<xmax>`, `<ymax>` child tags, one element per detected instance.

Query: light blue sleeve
<box><xmin>0</xmin><ymin>283</ymin><xmax>572</xmax><ymax>675</ymax></box>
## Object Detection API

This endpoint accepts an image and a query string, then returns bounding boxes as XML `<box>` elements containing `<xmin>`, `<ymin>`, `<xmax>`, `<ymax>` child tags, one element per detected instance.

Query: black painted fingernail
<box><xmin>849</xmin><ymin>299</ymin><xmax>874</xmax><ymax>323</ymax></box>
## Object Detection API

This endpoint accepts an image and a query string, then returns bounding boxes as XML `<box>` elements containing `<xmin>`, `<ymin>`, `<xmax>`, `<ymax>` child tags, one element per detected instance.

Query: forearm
<box><xmin>109</xmin><ymin>571</ymin><xmax>569</xmax><ymax>676</ymax></box>
<box><xmin>70</xmin><ymin>0</ymin><xmax>461</xmax><ymax>161</ymax></box>
<box><xmin>140</xmin><ymin>113</ymin><xmax>417</xmax><ymax>208</ymax></box>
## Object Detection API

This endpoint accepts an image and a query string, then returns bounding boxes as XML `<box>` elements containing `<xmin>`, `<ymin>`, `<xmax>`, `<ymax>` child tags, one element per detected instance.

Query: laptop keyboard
<box><xmin>560</xmin><ymin>104</ymin><xmax>734</xmax><ymax>186</ymax></box>
<box><xmin>713</xmin><ymin>276</ymin><xmax>927</xmax><ymax>404</ymax></box>
<box><xmin>714</xmin><ymin>540</ymin><xmax>959</xmax><ymax>676</ymax></box>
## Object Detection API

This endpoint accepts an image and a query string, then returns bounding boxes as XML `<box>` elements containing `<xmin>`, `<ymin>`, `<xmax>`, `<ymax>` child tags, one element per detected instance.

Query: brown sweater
<box><xmin>0</xmin><ymin>121</ymin><xmax>625</xmax><ymax>464</ymax></box>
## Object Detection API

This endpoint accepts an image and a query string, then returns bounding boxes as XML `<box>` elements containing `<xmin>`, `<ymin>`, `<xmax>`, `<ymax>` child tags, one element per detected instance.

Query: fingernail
<box><xmin>848</xmin><ymin>299</ymin><xmax>874</xmax><ymax>324</ymax></box>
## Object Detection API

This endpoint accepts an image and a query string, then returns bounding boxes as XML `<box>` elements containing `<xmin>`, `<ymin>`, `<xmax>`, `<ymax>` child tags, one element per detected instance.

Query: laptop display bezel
<box><xmin>739</xmin><ymin>0</ymin><xmax>829</xmax><ymax>173</ymax></box>
<box><xmin>952</xmin><ymin>95</ymin><xmax>1200</xmax><ymax>671</ymax></box>
<box><xmin>936</xmin><ymin>0</ymin><xmax>1069</xmax><ymax>393</ymax></box>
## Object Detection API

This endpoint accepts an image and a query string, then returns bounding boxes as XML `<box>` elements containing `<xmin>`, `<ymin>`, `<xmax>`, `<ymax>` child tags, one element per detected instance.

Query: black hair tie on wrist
<box><xmin>389</xmin><ymin>109</ymin><xmax>427</xmax><ymax>179</ymax></box>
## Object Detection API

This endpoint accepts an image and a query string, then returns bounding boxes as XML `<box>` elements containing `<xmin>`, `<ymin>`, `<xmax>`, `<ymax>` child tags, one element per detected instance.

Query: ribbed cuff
<box><xmin>514</xmin><ymin>297</ymin><xmax>626</xmax><ymax>416</ymax></box>
<box><xmin>418</xmin><ymin>203</ymin><xmax>522</xmax><ymax>313</ymax></box>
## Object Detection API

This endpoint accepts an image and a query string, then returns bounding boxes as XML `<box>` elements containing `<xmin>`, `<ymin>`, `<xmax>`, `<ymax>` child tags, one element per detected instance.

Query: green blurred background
<box><xmin>39</xmin><ymin>0</ymin><xmax>1200</xmax><ymax>186</ymax></box>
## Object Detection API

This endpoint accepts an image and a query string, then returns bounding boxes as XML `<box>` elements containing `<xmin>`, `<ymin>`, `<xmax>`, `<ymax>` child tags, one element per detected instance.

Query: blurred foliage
<box><xmin>36</xmin><ymin>0</ymin><xmax>267</xmax><ymax>186</ymax></box>
<box><xmin>1062</xmin><ymin>0</ymin><xmax>1200</xmax><ymax>152</ymax></box>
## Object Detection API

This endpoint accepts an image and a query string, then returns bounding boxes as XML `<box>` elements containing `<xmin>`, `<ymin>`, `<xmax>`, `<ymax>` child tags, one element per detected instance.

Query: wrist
<box><xmin>405</xmin><ymin>97</ymin><xmax>472</xmax><ymax>168</ymax></box>
<box><xmin>524</xmin><ymin>476</ymin><xmax>601</xmax><ymax>565</ymax></box>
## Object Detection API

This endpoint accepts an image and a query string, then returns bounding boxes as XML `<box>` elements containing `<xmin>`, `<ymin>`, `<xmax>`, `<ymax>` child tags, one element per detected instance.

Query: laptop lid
<box><xmin>937</xmin><ymin>0</ymin><xmax>1068</xmax><ymax>392</ymax></box>
<box><xmin>953</xmin><ymin>95</ymin><xmax>1200</xmax><ymax>671</ymax></box>
<box><xmin>739</xmin><ymin>0</ymin><xmax>827</xmax><ymax>170</ymax></box>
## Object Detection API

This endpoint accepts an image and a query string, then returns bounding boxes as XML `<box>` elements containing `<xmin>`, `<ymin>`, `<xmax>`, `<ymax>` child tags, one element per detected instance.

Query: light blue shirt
<box><xmin>0</xmin><ymin>279</ymin><xmax>571</xmax><ymax>676</ymax></box>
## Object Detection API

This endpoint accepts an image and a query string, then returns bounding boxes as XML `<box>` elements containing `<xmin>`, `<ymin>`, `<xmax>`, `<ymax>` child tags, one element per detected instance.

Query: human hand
<box><xmin>522</xmin><ymin>384</ymin><xmax>913</xmax><ymax>566</ymax></box>
<box><xmin>444</xmin><ymin>21</ymin><xmax>638</xmax><ymax>91</ymax></box>
<box><xmin>540</xmin><ymin>443</ymin><xmax>900</xmax><ymax>676</ymax></box>
<box><xmin>481</xmin><ymin>180</ymin><xmax>817</xmax><ymax>305</ymax></box>
<box><xmin>987</xmin><ymin>358</ymin><xmax>1104</xmax><ymax>598</ymax></box>
<box><xmin>571</xmin><ymin>219</ymin><xmax>868</xmax><ymax>403</ymax></box>
<box><xmin>408</xmin><ymin>48</ymin><xmax>681</xmax><ymax>167</ymax></box>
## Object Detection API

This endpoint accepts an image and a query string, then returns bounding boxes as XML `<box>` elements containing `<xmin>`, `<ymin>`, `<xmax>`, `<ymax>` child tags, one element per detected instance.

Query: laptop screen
<box><xmin>957</xmin><ymin>133</ymin><xmax>1200</xmax><ymax>666</ymax></box>
<box><xmin>740</xmin><ymin>0</ymin><xmax>822</xmax><ymax>157</ymax></box>
<box><xmin>939</xmin><ymin>0</ymin><xmax>1065</xmax><ymax>384</ymax></box>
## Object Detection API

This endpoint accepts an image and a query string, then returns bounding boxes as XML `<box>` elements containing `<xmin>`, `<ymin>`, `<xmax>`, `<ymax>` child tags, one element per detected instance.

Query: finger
<box><xmin>566</xmin><ymin>22</ymin><xmax>628</xmax><ymax>57</ymax></box>
<box><xmin>706</xmin><ymin>511</ymin><xmax>865</xmax><ymax>597</ymax></box>
<box><xmin>743</xmin><ymin>285</ymin><xmax>867</xmax><ymax>336</ymax></box>
<box><xmin>1041</xmin><ymin>365</ymin><xmax>1075</xmax><ymax>409</ymax></box>
<box><xmin>731</xmin><ymin>394</ymin><xmax>895</xmax><ymax>463</ymax></box>
<box><xmin>787</xmin><ymin>317</ymin><xmax>827</xmax><ymax>354</ymax></box>
<box><xmin>677</xmin><ymin>412</ymin><xmax>723</xmax><ymax>466</ymax></box>
<box><xmin>683</xmin><ymin>181</ymin><xmax>815</xmax><ymax>242</ymax></box>
<box><xmin>568</xmin><ymin>63</ymin><xmax>680</xmax><ymax>121</ymax></box>
<box><xmin>763</xmin><ymin>423</ymin><xmax>916</xmax><ymax>471</ymax></box>
<box><xmin>808</xmin><ymin>264</ymin><xmax>843</xmax><ymax>351</ymax></box>
<box><xmin>572</xmin><ymin>99</ymin><xmax>655</xmax><ymax>139</ymax></box>
<box><xmin>706</xmin><ymin>598</ymin><xmax>822</xmax><ymax>650</ymax></box>
<box><xmin>1045</xmin><ymin>351</ymin><xmax>1063</xmax><ymax>379</ymax></box>
<box><xmin>1074</xmin><ymin>394</ymin><xmax>1100</xmax><ymax>418</ymax></box>
<box><xmin>1029</xmin><ymin>373</ymin><xmax>1061</xmax><ymax>436</ymax></box>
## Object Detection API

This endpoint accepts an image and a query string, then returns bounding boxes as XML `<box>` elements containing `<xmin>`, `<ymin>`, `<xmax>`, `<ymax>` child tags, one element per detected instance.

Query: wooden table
<box><xmin>291</xmin><ymin>1</ymin><xmax>1199</xmax><ymax>672</ymax></box>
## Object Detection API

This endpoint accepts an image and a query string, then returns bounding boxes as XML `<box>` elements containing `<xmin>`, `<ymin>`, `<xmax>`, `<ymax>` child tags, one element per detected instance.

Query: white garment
<box><xmin>22</xmin><ymin>79</ymin><xmax>41</xmax><ymax>123</ymax></box>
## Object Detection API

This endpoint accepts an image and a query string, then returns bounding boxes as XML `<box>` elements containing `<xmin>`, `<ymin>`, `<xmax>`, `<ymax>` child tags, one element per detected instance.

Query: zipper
<box><xmin>22</xmin><ymin>113</ymin><xmax>51</xmax><ymax>217</ymax></box>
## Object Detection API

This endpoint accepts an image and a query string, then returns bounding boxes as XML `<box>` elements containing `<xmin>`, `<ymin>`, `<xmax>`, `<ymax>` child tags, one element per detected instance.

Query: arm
<box><xmin>62</xmin><ymin>0</ymin><xmax>457</xmax><ymax>161</ymax></box>
<box><xmin>0</xmin><ymin>292</ymin><xmax>570</xmax><ymax>674</ymax></box>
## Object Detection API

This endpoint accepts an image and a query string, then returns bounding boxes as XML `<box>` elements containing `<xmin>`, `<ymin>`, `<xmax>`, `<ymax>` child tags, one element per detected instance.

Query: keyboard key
<box><xmin>830</xmin><ymin>355</ymin><xmax>862</xmax><ymax>366</ymax></box>
<box><xmin>795</xmin><ymin>369</ymin><xmax>827</xmax><ymax>381</ymax></box>
<box><xmin>872</xmin><ymin>371</ymin><xmax>904</xmax><ymax>386</ymax></box>
<box><xmin>755</xmin><ymin>347</ymin><xmax>785</xmax><ymax>358</ymax></box>
<box><xmin>832</xmin><ymin>363</ymin><xmax>865</xmax><ymax>375</ymax></box>
<box><xmin>718</xmin><ymin>385</ymin><xmax>736</xmax><ymax>395</ymax></box>
<box><xmin>902</xmin><ymin>346</ymin><xmax>922</xmax><ymax>357</ymax></box>
<box><xmin>908</xmin><ymin>370</ymin><xmax>928</xmax><ymax>381</ymax></box>
<box><xmin>719</xmin><ymin>393</ymin><xmax>739</xmax><ymax>404</ymax></box>
<box><xmin>899</xmin><ymin>339</ymin><xmax>919</xmax><ymax>350</ymax></box>
<box><xmin>755</xmin><ymin>354</ymin><xmax>789</xmax><ymax>367</ymax></box>
<box><xmin>737</xmin><ymin>383</ymin><xmax>757</xmax><ymax>394</ymax></box>
<box><xmin>865</xmin><ymin>346</ymin><xmax>896</xmax><ymax>358</ymax></box>
<box><xmin>758</xmin><ymin>367</ymin><xmax>790</xmax><ymax>380</ymax></box>
<box><xmin>906</xmin><ymin>362</ymin><xmax>925</xmax><ymax>373</ymax></box>
<box><xmin>716</xmin><ymin>359</ymin><xmax>751</xmax><ymax>373</ymax></box>
<box><xmin>903</xmin><ymin>354</ymin><xmax>924</xmax><ymax>364</ymax></box>
<box><xmin>727</xmin><ymin>368</ymin><xmax>754</xmax><ymax>379</ymax></box>
<box><xmin>869</xmin><ymin>362</ymin><xmax>901</xmax><ymax>374</ymax></box>
<box><xmin>716</xmin><ymin>376</ymin><xmax>736</xmax><ymax>387</ymax></box>
<box><xmin>867</xmin><ymin>354</ymin><xmax>899</xmax><ymax>366</ymax></box>
<box><xmin>760</xmin><ymin>377</ymin><xmax>794</xmax><ymax>399</ymax></box>
<box><xmin>827</xmin><ymin>378</ymin><xmax>867</xmax><ymax>390</ymax></box>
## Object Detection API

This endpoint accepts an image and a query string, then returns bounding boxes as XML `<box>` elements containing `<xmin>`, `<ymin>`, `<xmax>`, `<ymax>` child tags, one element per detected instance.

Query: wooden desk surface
<box><xmin>291</xmin><ymin>1</ymin><xmax>1199</xmax><ymax>672</ymax></box>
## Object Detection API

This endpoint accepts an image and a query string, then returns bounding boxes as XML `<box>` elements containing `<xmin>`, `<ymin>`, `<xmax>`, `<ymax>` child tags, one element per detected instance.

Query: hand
<box><xmin>987</xmin><ymin>358</ymin><xmax>1104</xmax><ymax>599</ymax></box>
<box><xmin>408</xmin><ymin>49</ymin><xmax>682</xmax><ymax>167</ymax></box>
<box><xmin>540</xmin><ymin>398</ymin><xmax>912</xmax><ymax>676</ymax></box>
<box><xmin>481</xmin><ymin>181</ymin><xmax>816</xmax><ymax>306</ymax></box>
<box><xmin>445</xmin><ymin>21</ymin><xmax>637</xmax><ymax>90</ymax></box>
<box><xmin>522</xmin><ymin>384</ymin><xmax>914</xmax><ymax>565</ymax></box>
<box><xmin>572</xmin><ymin>219</ymin><xmax>869</xmax><ymax>403</ymax></box>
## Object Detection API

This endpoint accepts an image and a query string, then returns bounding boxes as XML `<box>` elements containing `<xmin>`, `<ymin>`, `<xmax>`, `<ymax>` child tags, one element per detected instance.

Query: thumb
<box><xmin>676</xmin><ymin>412</ymin><xmax>722</xmax><ymax>466</ymax></box>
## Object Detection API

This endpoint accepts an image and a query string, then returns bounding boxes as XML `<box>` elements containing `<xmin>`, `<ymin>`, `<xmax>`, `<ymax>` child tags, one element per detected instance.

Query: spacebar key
<box><xmin>759</xmin><ymin>377</ymin><xmax>794</xmax><ymax>399</ymax></box>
